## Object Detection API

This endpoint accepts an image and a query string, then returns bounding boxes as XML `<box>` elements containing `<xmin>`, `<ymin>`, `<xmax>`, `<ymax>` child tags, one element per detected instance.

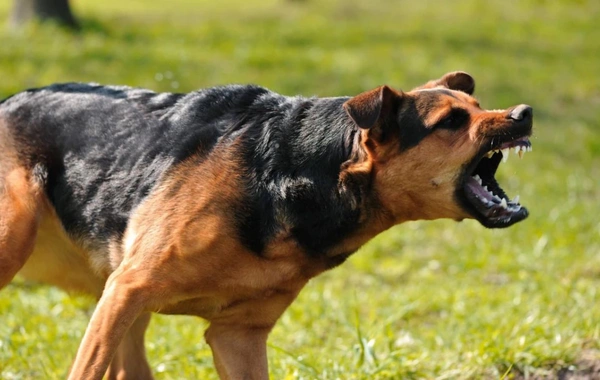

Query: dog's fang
<box><xmin>501</xmin><ymin>148</ymin><xmax>509</xmax><ymax>162</ymax></box>
<box><xmin>500</xmin><ymin>198</ymin><xmax>508</xmax><ymax>208</ymax></box>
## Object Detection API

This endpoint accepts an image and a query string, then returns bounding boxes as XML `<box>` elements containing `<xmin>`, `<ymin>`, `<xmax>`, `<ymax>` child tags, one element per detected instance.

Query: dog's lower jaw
<box><xmin>374</xmin><ymin>193</ymin><xmax>469</xmax><ymax>227</ymax></box>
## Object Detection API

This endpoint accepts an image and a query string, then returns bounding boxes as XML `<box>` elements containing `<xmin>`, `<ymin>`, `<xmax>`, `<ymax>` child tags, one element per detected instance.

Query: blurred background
<box><xmin>0</xmin><ymin>0</ymin><xmax>599</xmax><ymax>379</ymax></box>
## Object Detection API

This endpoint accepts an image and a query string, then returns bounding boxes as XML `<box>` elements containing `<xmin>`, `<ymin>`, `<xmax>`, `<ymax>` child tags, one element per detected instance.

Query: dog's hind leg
<box><xmin>0</xmin><ymin>164</ymin><xmax>42</xmax><ymax>289</ymax></box>
<box><xmin>106</xmin><ymin>312</ymin><xmax>154</xmax><ymax>380</ymax></box>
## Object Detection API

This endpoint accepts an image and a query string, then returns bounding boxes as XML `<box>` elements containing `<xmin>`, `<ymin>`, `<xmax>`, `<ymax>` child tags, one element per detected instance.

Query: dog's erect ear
<box><xmin>343</xmin><ymin>85</ymin><xmax>400</xmax><ymax>130</ymax></box>
<box><xmin>415</xmin><ymin>71</ymin><xmax>475</xmax><ymax>95</ymax></box>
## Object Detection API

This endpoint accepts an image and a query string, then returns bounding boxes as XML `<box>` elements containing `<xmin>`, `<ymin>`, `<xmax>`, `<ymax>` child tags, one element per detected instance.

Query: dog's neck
<box><xmin>229</xmin><ymin>93</ymin><xmax>400</xmax><ymax>263</ymax></box>
<box><xmin>286</xmin><ymin>98</ymin><xmax>398</xmax><ymax>262</ymax></box>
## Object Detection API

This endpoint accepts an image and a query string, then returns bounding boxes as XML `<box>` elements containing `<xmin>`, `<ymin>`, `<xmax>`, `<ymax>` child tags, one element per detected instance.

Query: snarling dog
<box><xmin>0</xmin><ymin>72</ymin><xmax>532</xmax><ymax>379</ymax></box>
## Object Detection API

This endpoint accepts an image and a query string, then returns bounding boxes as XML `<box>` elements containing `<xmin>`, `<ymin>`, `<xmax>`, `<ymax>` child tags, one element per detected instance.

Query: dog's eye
<box><xmin>437</xmin><ymin>109</ymin><xmax>469</xmax><ymax>130</ymax></box>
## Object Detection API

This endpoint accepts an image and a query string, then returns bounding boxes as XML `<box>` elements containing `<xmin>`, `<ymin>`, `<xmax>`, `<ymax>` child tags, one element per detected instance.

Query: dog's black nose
<box><xmin>508</xmin><ymin>104</ymin><xmax>533</xmax><ymax>121</ymax></box>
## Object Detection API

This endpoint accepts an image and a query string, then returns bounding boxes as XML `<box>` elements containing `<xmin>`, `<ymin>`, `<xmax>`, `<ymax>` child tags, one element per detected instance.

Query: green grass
<box><xmin>1</xmin><ymin>0</ymin><xmax>599</xmax><ymax>378</ymax></box>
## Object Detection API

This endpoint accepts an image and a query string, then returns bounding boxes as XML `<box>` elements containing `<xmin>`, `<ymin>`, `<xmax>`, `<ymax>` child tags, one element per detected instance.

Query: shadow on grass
<box><xmin>504</xmin><ymin>350</ymin><xmax>600</xmax><ymax>380</ymax></box>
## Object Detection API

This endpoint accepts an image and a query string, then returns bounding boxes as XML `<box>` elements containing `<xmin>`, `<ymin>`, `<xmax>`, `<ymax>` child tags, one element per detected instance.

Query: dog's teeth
<box><xmin>485</xmin><ymin>151</ymin><xmax>494</xmax><ymax>158</ymax></box>
<box><xmin>473</xmin><ymin>175</ymin><xmax>482</xmax><ymax>185</ymax></box>
<box><xmin>513</xmin><ymin>195</ymin><xmax>520</xmax><ymax>203</ymax></box>
<box><xmin>483</xmin><ymin>186</ymin><xmax>488</xmax><ymax>191</ymax></box>
<box><xmin>501</xmin><ymin>148</ymin><xmax>509</xmax><ymax>162</ymax></box>
<box><xmin>500</xmin><ymin>198</ymin><xmax>508</xmax><ymax>208</ymax></box>
<box><xmin>515</xmin><ymin>146</ymin><xmax>525</xmax><ymax>158</ymax></box>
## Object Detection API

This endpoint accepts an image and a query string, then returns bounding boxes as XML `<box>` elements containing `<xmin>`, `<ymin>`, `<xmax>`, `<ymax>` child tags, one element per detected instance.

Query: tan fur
<box><xmin>18</xmin><ymin>202</ymin><xmax>105</xmax><ymax>296</ymax></box>
<box><xmin>0</xmin><ymin>165</ymin><xmax>42</xmax><ymax>289</ymax></box>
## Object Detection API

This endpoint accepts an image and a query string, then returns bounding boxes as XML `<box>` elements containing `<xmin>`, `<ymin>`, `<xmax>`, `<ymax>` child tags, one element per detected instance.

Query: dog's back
<box><xmin>0</xmin><ymin>83</ymin><xmax>277</xmax><ymax>245</ymax></box>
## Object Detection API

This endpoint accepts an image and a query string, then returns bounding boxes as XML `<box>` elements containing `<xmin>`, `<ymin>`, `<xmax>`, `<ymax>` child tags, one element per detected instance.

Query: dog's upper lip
<box><xmin>488</xmin><ymin>116</ymin><xmax>533</xmax><ymax>150</ymax></box>
<box><xmin>497</xmin><ymin>136</ymin><xmax>532</xmax><ymax>150</ymax></box>
<box><xmin>482</xmin><ymin>136</ymin><xmax>532</xmax><ymax>161</ymax></box>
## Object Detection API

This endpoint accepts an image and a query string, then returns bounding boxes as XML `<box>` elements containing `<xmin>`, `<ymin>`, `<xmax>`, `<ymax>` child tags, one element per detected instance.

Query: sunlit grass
<box><xmin>0</xmin><ymin>0</ymin><xmax>599</xmax><ymax>378</ymax></box>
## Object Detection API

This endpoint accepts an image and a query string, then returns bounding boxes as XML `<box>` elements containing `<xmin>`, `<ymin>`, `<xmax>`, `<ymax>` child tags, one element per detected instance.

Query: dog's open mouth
<box><xmin>461</xmin><ymin>136</ymin><xmax>532</xmax><ymax>228</ymax></box>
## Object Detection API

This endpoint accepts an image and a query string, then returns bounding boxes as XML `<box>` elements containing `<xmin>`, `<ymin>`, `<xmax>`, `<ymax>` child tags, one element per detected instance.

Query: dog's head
<box><xmin>344</xmin><ymin>71</ymin><xmax>533</xmax><ymax>228</ymax></box>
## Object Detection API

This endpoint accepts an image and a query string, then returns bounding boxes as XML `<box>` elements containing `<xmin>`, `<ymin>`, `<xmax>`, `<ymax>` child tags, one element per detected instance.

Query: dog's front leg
<box><xmin>106</xmin><ymin>312</ymin><xmax>153</xmax><ymax>380</ymax></box>
<box><xmin>205</xmin><ymin>323</ymin><xmax>271</xmax><ymax>380</ymax></box>
<box><xmin>204</xmin><ymin>289</ymin><xmax>303</xmax><ymax>380</ymax></box>
<box><xmin>68</xmin><ymin>267</ymin><xmax>151</xmax><ymax>380</ymax></box>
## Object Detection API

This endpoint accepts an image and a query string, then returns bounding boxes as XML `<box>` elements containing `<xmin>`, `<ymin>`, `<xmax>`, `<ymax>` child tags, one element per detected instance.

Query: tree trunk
<box><xmin>10</xmin><ymin>0</ymin><xmax>79</xmax><ymax>30</ymax></box>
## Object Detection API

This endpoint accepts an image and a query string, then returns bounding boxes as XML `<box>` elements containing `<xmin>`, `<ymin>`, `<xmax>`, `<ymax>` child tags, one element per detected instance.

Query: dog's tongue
<box><xmin>465</xmin><ymin>176</ymin><xmax>524</xmax><ymax>219</ymax></box>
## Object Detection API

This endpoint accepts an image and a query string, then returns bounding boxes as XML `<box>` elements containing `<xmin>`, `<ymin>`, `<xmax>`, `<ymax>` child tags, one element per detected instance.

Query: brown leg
<box><xmin>0</xmin><ymin>167</ymin><xmax>41</xmax><ymax>289</ymax></box>
<box><xmin>68</xmin><ymin>268</ymin><xmax>151</xmax><ymax>380</ymax></box>
<box><xmin>205</xmin><ymin>323</ymin><xmax>271</xmax><ymax>380</ymax></box>
<box><xmin>106</xmin><ymin>312</ymin><xmax>154</xmax><ymax>380</ymax></box>
<box><xmin>204</xmin><ymin>290</ymin><xmax>302</xmax><ymax>380</ymax></box>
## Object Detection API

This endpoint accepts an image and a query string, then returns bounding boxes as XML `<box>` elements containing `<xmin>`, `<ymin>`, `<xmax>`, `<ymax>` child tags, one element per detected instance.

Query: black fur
<box><xmin>0</xmin><ymin>84</ymin><xmax>378</xmax><ymax>256</ymax></box>
<box><xmin>233</xmin><ymin>96</ymin><xmax>369</xmax><ymax>255</ymax></box>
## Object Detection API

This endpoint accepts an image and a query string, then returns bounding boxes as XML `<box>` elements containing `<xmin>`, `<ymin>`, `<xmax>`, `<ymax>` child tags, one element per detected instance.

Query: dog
<box><xmin>0</xmin><ymin>71</ymin><xmax>532</xmax><ymax>379</ymax></box>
